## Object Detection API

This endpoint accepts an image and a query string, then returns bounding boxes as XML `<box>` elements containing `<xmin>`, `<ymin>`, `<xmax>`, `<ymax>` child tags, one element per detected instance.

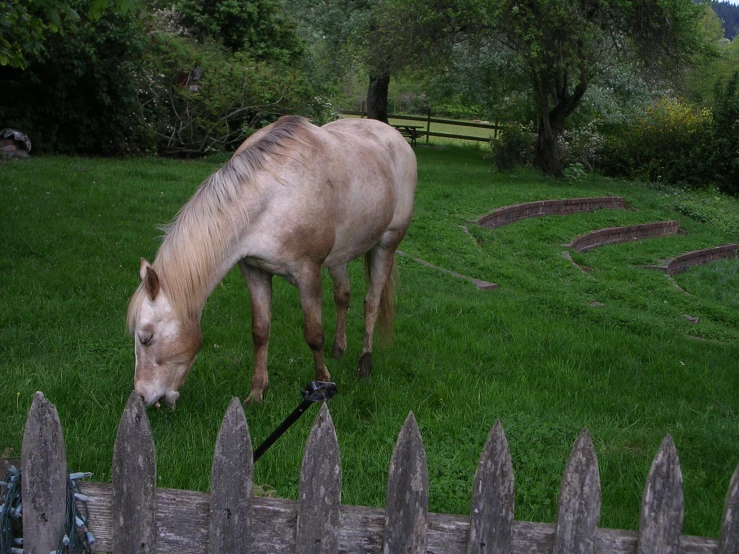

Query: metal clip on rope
<box><xmin>253</xmin><ymin>381</ymin><xmax>338</xmax><ymax>462</ymax></box>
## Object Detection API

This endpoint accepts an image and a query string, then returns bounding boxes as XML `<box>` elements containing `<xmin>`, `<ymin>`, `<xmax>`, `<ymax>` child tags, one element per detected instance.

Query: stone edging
<box><xmin>475</xmin><ymin>197</ymin><xmax>625</xmax><ymax>229</ymax></box>
<box><xmin>643</xmin><ymin>244</ymin><xmax>738</xmax><ymax>275</ymax></box>
<box><xmin>567</xmin><ymin>221</ymin><xmax>680</xmax><ymax>253</ymax></box>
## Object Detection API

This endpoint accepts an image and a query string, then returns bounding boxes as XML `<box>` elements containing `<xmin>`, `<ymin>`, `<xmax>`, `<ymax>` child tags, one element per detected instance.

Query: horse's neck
<box><xmin>158</xmin><ymin>224</ymin><xmax>246</xmax><ymax>324</ymax></box>
<box><xmin>194</xmin><ymin>244</ymin><xmax>244</xmax><ymax>322</ymax></box>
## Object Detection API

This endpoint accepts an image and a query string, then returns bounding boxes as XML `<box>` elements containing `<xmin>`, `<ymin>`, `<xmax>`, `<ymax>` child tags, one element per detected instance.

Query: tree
<box><xmin>0</xmin><ymin>0</ymin><xmax>148</xmax><ymax>154</ymax></box>
<box><xmin>686</xmin><ymin>5</ymin><xmax>739</xmax><ymax>105</ymax></box>
<box><xmin>480</xmin><ymin>0</ymin><xmax>709</xmax><ymax>176</ymax></box>
<box><xmin>290</xmin><ymin>0</ymin><xmax>389</xmax><ymax>118</ymax></box>
<box><xmin>713</xmin><ymin>1</ymin><xmax>739</xmax><ymax>40</ymax></box>
<box><xmin>289</xmin><ymin>0</ymin><xmax>466</xmax><ymax>123</ymax></box>
<box><xmin>0</xmin><ymin>0</ymin><xmax>133</xmax><ymax>69</ymax></box>
<box><xmin>175</xmin><ymin>0</ymin><xmax>303</xmax><ymax>62</ymax></box>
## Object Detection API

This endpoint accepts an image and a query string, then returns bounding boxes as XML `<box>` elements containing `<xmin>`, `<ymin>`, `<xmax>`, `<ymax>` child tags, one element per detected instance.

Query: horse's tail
<box><xmin>364</xmin><ymin>251</ymin><xmax>398</xmax><ymax>343</ymax></box>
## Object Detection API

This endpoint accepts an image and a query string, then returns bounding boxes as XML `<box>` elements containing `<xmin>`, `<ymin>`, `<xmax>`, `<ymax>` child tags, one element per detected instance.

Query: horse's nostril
<box><xmin>135</xmin><ymin>389</ymin><xmax>163</xmax><ymax>408</ymax></box>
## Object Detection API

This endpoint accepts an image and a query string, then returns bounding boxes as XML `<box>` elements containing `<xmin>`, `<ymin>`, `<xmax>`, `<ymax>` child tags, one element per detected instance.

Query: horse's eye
<box><xmin>140</xmin><ymin>333</ymin><xmax>153</xmax><ymax>346</ymax></box>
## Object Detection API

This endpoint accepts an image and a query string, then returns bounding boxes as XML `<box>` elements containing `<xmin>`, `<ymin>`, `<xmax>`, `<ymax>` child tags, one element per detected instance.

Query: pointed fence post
<box><xmin>112</xmin><ymin>391</ymin><xmax>157</xmax><ymax>553</ymax></box>
<box><xmin>719</xmin><ymin>461</ymin><xmax>739</xmax><ymax>554</ymax></box>
<box><xmin>383</xmin><ymin>412</ymin><xmax>428</xmax><ymax>554</ymax></box>
<box><xmin>553</xmin><ymin>428</ymin><xmax>601</xmax><ymax>554</ymax></box>
<box><xmin>21</xmin><ymin>392</ymin><xmax>67</xmax><ymax>554</ymax></box>
<box><xmin>637</xmin><ymin>435</ymin><xmax>683</xmax><ymax>554</ymax></box>
<box><xmin>296</xmin><ymin>404</ymin><xmax>341</xmax><ymax>554</ymax></box>
<box><xmin>467</xmin><ymin>420</ymin><xmax>514</xmax><ymax>554</ymax></box>
<box><xmin>209</xmin><ymin>397</ymin><xmax>253</xmax><ymax>554</ymax></box>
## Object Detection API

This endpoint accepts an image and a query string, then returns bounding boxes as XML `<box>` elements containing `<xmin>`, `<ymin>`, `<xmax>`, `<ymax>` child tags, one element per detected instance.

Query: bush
<box><xmin>710</xmin><ymin>72</ymin><xmax>739</xmax><ymax>195</ymax></box>
<box><xmin>0</xmin><ymin>2</ymin><xmax>151</xmax><ymax>155</ymax></box>
<box><xmin>557</xmin><ymin>122</ymin><xmax>605</xmax><ymax>171</ymax></box>
<box><xmin>490</xmin><ymin>122</ymin><xmax>536</xmax><ymax>171</ymax></box>
<box><xmin>599</xmin><ymin>98</ymin><xmax>714</xmax><ymax>188</ymax></box>
<box><xmin>137</xmin><ymin>33</ymin><xmax>320</xmax><ymax>155</ymax></box>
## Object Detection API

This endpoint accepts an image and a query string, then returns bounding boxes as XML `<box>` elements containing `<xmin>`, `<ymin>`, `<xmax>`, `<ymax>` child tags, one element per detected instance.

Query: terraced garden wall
<box><xmin>476</xmin><ymin>197</ymin><xmax>625</xmax><ymax>229</ymax></box>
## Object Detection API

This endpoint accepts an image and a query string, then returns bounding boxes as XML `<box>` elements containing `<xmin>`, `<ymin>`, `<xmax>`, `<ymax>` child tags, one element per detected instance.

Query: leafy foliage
<box><xmin>0</xmin><ymin>0</ymin><xmax>327</xmax><ymax>156</ymax></box>
<box><xmin>0</xmin><ymin>0</ymin><xmax>79</xmax><ymax>69</ymax></box>
<box><xmin>600</xmin><ymin>75</ymin><xmax>739</xmax><ymax>194</ymax></box>
<box><xmin>489</xmin><ymin>122</ymin><xmax>536</xmax><ymax>171</ymax></box>
<box><xmin>136</xmin><ymin>33</ymin><xmax>322</xmax><ymax>155</ymax></box>
<box><xmin>174</xmin><ymin>0</ymin><xmax>303</xmax><ymax>62</ymax></box>
<box><xmin>0</xmin><ymin>1</ymin><xmax>149</xmax><ymax>155</ymax></box>
<box><xmin>474</xmin><ymin>0</ymin><xmax>707</xmax><ymax>176</ymax></box>
<box><xmin>712</xmin><ymin>1</ymin><xmax>739</xmax><ymax>40</ymax></box>
<box><xmin>709</xmin><ymin>72</ymin><xmax>739</xmax><ymax>194</ymax></box>
<box><xmin>600</xmin><ymin>98</ymin><xmax>714</xmax><ymax>187</ymax></box>
<box><xmin>0</xmin><ymin>0</ymin><xmax>136</xmax><ymax>69</ymax></box>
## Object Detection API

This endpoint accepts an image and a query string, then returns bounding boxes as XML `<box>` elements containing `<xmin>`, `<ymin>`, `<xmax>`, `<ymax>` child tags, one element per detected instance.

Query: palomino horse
<box><xmin>127</xmin><ymin>116</ymin><xmax>417</xmax><ymax>406</ymax></box>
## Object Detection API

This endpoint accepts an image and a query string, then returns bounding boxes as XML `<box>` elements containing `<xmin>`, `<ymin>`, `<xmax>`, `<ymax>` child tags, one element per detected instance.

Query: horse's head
<box><xmin>128</xmin><ymin>258</ymin><xmax>203</xmax><ymax>408</ymax></box>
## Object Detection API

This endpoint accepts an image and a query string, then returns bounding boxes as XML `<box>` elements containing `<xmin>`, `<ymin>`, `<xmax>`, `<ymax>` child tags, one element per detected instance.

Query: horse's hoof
<box><xmin>357</xmin><ymin>352</ymin><xmax>372</xmax><ymax>379</ymax></box>
<box><xmin>316</xmin><ymin>367</ymin><xmax>332</xmax><ymax>382</ymax></box>
<box><xmin>244</xmin><ymin>391</ymin><xmax>264</xmax><ymax>406</ymax></box>
<box><xmin>331</xmin><ymin>343</ymin><xmax>346</xmax><ymax>360</ymax></box>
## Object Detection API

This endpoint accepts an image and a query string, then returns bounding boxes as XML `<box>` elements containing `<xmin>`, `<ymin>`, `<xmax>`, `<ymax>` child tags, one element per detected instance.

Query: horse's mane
<box><xmin>127</xmin><ymin>116</ymin><xmax>313</xmax><ymax>332</ymax></box>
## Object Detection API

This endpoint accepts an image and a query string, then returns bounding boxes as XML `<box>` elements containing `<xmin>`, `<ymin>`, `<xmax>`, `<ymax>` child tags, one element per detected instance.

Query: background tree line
<box><xmin>1</xmin><ymin>0</ymin><xmax>737</xmax><ymax>192</ymax></box>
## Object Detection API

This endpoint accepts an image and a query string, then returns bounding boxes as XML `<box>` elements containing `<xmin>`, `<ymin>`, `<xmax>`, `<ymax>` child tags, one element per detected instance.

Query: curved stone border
<box><xmin>666</xmin><ymin>244</ymin><xmax>737</xmax><ymax>275</ymax></box>
<box><xmin>398</xmin><ymin>250</ymin><xmax>498</xmax><ymax>290</ymax></box>
<box><xmin>567</xmin><ymin>221</ymin><xmax>680</xmax><ymax>253</ymax></box>
<box><xmin>476</xmin><ymin>197</ymin><xmax>625</xmax><ymax>228</ymax></box>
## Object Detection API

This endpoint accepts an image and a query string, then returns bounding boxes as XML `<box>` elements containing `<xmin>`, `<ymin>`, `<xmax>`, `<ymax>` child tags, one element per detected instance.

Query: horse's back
<box><xmin>233</xmin><ymin>117</ymin><xmax>416</xmax><ymax>269</ymax></box>
<box><xmin>320</xmin><ymin>118</ymin><xmax>417</xmax><ymax>229</ymax></box>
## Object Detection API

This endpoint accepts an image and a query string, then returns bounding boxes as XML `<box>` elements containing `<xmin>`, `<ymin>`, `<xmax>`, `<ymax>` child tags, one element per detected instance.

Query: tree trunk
<box><xmin>367</xmin><ymin>74</ymin><xmax>390</xmax><ymax>123</ymax></box>
<box><xmin>536</xmin><ymin>110</ymin><xmax>563</xmax><ymax>177</ymax></box>
<box><xmin>534</xmin><ymin>72</ymin><xmax>588</xmax><ymax>178</ymax></box>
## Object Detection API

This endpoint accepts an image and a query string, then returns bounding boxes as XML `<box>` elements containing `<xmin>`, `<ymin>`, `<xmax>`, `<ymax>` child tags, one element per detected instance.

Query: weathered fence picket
<box><xmin>553</xmin><ymin>428</ymin><xmax>601</xmax><ymax>554</ymax></box>
<box><xmin>21</xmin><ymin>392</ymin><xmax>67</xmax><ymax>554</ymax></box>
<box><xmin>637</xmin><ymin>434</ymin><xmax>684</xmax><ymax>554</ymax></box>
<box><xmin>112</xmin><ymin>391</ymin><xmax>157</xmax><ymax>553</ymax></box>
<box><xmin>297</xmin><ymin>403</ymin><xmax>341</xmax><ymax>554</ymax></box>
<box><xmin>720</xmin><ymin>463</ymin><xmax>739</xmax><ymax>554</ymax></box>
<box><xmin>209</xmin><ymin>397</ymin><xmax>253</xmax><ymax>553</ymax></box>
<box><xmin>467</xmin><ymin>419</ymin><xmax>514</xmax><ymax>554</ymax></box>
<box><xmin>8</xmin><ymin>392</ymin><xmax>739</xmax><ymax>553</ymax></box>
<box><xmin>383</xmin><ymin>412</ymin><xmax>428</xmax><ymax>554</ymax></box>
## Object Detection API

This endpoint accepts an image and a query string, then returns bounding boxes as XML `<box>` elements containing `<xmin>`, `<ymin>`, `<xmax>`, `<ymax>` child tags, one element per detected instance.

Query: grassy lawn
<box><xmin>1</xmin><ymin>146</ymin><xmax>738</xmax><ymax>538</ymax></box>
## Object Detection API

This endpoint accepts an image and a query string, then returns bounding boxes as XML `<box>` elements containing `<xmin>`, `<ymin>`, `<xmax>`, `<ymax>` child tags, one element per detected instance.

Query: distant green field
<box><xmin>1</xmin><ymin>147</ymin><xmax>738</xmax><ymax>538</ymax></box>
<box><xmin>343</xmin><ymin>113</ymin><xmax>497</xmax><ymax>145</ymax></box>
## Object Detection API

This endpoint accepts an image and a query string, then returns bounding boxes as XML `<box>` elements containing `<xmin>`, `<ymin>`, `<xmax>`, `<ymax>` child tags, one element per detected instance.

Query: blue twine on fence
<box><xmin>0</xmin><ymin>466</ymin><xmax>95</xmax><ymax>554</ymax></box>
<box><xmin>0</xmin><ymin>465</ymin><xmax>22</xmax><ymax>554</ymax></box>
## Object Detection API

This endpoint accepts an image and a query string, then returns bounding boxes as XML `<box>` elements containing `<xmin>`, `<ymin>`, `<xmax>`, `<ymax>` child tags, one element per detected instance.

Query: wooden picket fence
<box><xmin>17</xmin><ymin>391</ymin><xmax>739</xmax><ymax>553</ymax></box>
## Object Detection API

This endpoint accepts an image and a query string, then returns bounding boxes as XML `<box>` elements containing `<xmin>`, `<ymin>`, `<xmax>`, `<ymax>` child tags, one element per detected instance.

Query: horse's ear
<box><xmin>140</xmin><ymin>258</ymin><xmax>160</xmax><ymax>301</ymax></box>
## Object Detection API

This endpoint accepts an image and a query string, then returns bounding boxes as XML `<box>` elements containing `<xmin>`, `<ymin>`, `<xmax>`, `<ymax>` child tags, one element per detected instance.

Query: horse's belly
<box><xmin>323</xmin><ymin>209</ymin><xmax>396</xmax><ymax>267</ymax></box>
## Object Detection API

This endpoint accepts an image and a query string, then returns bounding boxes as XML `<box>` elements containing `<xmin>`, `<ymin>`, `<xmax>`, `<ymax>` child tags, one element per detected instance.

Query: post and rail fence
<box><xmin>342</xmin><ymin>110</ymin><xmax>502</xmax><ymax>144</ymax></box>
<box><xmin>10</xmin><ymin>391</ymin><xmax>739</xmax><ymax>553</ymax></box>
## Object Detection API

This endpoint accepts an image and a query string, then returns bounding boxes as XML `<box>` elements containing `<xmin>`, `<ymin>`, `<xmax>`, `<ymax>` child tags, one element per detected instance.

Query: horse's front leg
<box><xmin>328</xmin><ymin>264</ymin><xmax>350</xmax><ymax>359</ymax></box>
<box><xmin>296</xmin><ymin>264</ymin><xmax>331</xmax><ymax>383</ymax></box>
<box><xmin>239</xmin><ymin>261</ymin><xmax>273</xmax><ymax>404</ymax></box>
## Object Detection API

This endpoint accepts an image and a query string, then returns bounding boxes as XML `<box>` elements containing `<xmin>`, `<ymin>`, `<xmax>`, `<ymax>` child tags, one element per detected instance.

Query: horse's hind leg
<box><xmin>328</xmin><ymin>264</ymin><xmax>350</xmax><ymax>359</ymax></box>
<box><xmin>296</xmin><ymin>264</ymin><xmax>331</xmax><ymax>382</ymax></box>
<box><xmin>240</xmin><ymin>262</ymin><xmax>273</xmax><ymax>405</ymax></box>
<box><xmin>359</xmin><ymin>242</ymin><xmax>398</xmax><ymax>378</ymax></box>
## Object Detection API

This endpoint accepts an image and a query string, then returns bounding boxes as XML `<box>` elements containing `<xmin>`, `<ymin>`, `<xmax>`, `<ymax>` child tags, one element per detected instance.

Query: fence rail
<box><xmin>342</xmin><ymin>110</ymin><xmax>501</xmax><ymax>143</ymax></box>
<box><xmin>15</xmin><ymin>391</ymin><xmax>739</xmax><ymax>553</ymax></box>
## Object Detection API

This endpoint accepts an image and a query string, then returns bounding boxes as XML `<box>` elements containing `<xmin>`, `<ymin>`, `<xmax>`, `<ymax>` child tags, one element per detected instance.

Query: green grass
<box><xmin>1</xmin><ymin>148</ymin><xmax>738</xmax><ymax>538</ymax></box>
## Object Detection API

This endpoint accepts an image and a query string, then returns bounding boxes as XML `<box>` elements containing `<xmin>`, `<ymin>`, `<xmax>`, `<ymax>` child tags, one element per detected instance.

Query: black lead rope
<box><xmin>253</xmin><ymin>381</ymin><xmax>338</xmax><ymax>463</ymax></box>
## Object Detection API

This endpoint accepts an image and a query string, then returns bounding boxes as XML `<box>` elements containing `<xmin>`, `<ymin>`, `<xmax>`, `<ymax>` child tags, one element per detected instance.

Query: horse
<box><xmin>126</xmin><ymin>116</ymin><xmax>417</xmax><ymax>407</ymax></box>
